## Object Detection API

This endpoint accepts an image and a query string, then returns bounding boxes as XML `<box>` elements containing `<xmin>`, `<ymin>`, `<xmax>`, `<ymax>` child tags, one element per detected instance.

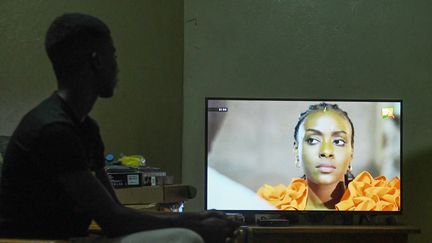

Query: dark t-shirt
<box><xmin>0</xmin><ymin>93</ymin><xmax>105</xmax><ymax>239</ymax></box>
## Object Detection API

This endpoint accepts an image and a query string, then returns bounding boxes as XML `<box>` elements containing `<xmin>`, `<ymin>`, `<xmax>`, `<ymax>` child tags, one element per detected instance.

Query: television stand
<box><xmin>239</xmin><ymin>225</ymin><xmax>420</xmax><ymax>243</ymax></box>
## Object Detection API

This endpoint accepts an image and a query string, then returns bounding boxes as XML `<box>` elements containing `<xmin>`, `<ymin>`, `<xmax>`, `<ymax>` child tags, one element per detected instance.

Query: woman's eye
<box><xmin>306</xmin><ymin>138</ymin><xmax>319</xmax><ymax>145</ymax></box>
<box><xmin>334</xmin><ymin>139</ymin><xmax>346</xmax><ymax>146</ymax></box>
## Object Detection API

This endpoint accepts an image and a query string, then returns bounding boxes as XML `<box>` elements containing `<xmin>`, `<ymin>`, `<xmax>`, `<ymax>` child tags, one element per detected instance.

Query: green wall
<box><xmin>0</xmin><ymin>0</ymin><xmax>184</xmax><ymax>182</ymax></box>
<box><xmin>2</xmin><ymin>0</ymin><xmax>432</xmax><ymax>242</ymax></box>
<box><xmin>183</xmin><ymin>1</ymin><xmax>432</xmax><ymax>242</ymax></box>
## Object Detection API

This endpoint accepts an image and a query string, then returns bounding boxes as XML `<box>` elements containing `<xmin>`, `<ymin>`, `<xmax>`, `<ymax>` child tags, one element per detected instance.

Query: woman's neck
<box><xmin>305</xmin><ymin>180</ymin><xmax>345</xmax><ymax>210</ymax></box>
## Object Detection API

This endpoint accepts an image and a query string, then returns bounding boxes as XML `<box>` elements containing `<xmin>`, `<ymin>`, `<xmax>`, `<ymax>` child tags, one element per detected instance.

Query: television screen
<box><xmin>206</xmin><ymin>98</ymin><xmax>401</xmax><ymax>212</ymax></box>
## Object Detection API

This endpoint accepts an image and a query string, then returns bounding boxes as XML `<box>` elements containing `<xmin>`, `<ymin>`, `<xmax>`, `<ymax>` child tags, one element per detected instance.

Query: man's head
<box><xmin>45</xmin><ymin>13</ymin><xmax>118</xmax><ymax>98</ymax></box>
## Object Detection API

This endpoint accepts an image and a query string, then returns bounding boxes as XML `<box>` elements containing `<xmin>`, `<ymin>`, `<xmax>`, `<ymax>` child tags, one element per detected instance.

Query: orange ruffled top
<box><xmin>256</xmin><ymin>171</ymin><xmax>400</xmax><ymax>211</ymax></box>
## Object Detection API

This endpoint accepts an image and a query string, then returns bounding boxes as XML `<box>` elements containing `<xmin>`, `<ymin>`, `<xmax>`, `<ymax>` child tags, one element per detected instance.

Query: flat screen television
<box><xmin>206</xmin><ymin>98</ymin><xmax>402</xmax><ymax>215</ymax></box>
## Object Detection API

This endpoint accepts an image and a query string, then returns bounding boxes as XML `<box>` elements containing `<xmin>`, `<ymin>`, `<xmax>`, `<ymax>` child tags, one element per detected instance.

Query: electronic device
<box><xmin>205</xmin><ymin>98</ymin><xmax>402</xmax><ymax>219</ymax></box>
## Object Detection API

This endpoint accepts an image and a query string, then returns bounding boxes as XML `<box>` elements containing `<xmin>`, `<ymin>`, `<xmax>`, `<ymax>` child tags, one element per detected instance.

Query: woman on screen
<box><xmin>257</xmin><ymin>103</ymin><xmax>400</xmax><ymax>211</ymax></box>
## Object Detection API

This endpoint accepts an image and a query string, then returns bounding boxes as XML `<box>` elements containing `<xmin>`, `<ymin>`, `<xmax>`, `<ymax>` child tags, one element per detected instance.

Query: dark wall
<box><xmin>0</xmin><ymin>0</ymin><xmax>184</xmax><ymax>182</ymax></box>
<box><xmin>183</xmin><ymin>1</ymin><xmax>432</xmax><ymax>242</ymax></box>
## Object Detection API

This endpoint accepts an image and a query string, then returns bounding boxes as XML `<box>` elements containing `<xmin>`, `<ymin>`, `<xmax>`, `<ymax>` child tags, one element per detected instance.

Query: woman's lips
<box><xmin>316</xmin><ymin>164</ymin><xmax>336</xmax><ymax>173</ymax></box>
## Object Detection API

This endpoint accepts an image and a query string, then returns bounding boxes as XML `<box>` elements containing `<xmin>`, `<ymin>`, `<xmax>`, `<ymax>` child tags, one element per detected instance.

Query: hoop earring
<box><xmin>344</xmin><ymin>165</ymin><xmax>355</xmax><ymax>186</ymax></box>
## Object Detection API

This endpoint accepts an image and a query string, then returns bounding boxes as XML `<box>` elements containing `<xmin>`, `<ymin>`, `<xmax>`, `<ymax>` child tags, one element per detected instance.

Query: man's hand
<box><xmin>175</xmin><ymin>211</ymin><xmax>241</xmax><ymax>243</ymax></box>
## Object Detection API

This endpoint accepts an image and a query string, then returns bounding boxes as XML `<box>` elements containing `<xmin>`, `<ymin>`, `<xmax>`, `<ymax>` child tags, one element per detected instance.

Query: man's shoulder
<box><xmin>10</xmin><ymin>95</ymin><xmax>76</xmax><ymax>148</ymax></box>
<box><xmin>22</xmin><ymin>94</ymin><xmax>75</xmax><ymax>129</ymax></box>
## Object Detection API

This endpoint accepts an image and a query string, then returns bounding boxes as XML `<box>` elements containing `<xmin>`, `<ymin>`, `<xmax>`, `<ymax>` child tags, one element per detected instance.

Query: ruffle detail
<box><xmin>335</xmin><ymin>171</ymin><xmax>400</xmax><ymax>211</ymax></box>
<box><xmin>257</xmin><ymin>171</ymin><xmax>400</xmax><ymax>211</ymax></box>
<box><xmin>256</xmin><ymin>178</ymin><xmax>308</xmax><ymax>210</ymax></box>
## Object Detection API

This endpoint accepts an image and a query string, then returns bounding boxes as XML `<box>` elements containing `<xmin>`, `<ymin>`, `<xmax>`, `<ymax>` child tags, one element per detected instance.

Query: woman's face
<box><xmin>295</xmin><ymin>110</ymin><xmax>353</xmax><ymax>185</ymax></box>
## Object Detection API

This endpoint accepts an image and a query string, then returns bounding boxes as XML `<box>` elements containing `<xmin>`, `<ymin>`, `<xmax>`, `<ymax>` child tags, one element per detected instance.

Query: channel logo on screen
<box><xmin>382</xmin><ymin>107</ymin><xmax>395</xmax><ymax>119</ymax></box>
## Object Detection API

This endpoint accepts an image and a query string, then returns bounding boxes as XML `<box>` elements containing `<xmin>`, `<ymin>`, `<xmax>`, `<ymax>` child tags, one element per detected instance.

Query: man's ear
<box><xmin>90</xmin><ymin>52</ymin><xmax>102</xmax><ymax>72</ymax></box>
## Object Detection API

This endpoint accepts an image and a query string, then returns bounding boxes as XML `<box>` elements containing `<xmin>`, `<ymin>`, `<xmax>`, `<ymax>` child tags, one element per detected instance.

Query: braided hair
<box><xmin>294</xmin><ymin>102</ymin><xmax>355</xmax><ymax>148</ymax></box>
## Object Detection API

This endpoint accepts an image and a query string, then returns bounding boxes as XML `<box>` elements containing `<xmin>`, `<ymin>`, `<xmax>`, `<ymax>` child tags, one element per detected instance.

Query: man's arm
<box><xmin>94</xmin><ymin>168</ymin><xmax>121</xmax><ymax>205</ymax></box>
<box><xmin>38</xmin><ymin>123</ymin><xmax>239</xmax><ymax>241</ymax></box>
<box><xmin>58</xmin><ymin>170</ymin><xmax>239</xmax><ymax>242</ymax></box>
<box><xmin>58</xmin><ymin>170</ymin><xmax>173</xmax><ymax>237</ymax></box>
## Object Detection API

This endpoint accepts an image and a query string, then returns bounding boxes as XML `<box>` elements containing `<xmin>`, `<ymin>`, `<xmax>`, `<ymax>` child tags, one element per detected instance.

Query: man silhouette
<box><xmin>0</xmin><ymin>13</ymin><xmax>238</xmax><ymax>243</ymax></box>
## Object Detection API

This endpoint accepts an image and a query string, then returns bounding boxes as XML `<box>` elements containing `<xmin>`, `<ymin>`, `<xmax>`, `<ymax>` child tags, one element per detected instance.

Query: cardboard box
<box><xmin>108</xmin><ymin>172</ymin><xmax>142</xmax><ymax>188</ymax></box>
